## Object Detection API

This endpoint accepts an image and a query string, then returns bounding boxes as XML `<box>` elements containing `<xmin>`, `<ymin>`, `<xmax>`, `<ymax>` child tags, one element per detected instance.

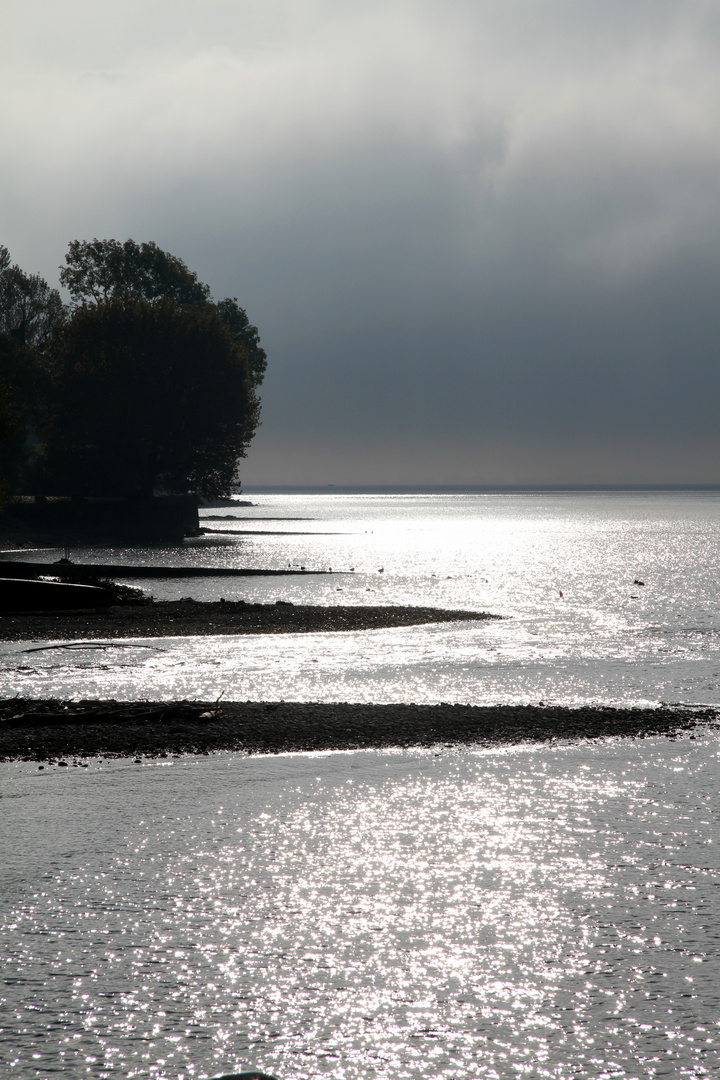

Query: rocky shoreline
<box><xmin>1</xmin><ymin>698</ymin><xmax>716</xmax><ymax>762</ymax></box>
<box><xmin>0</xmin><ymin>600</ymin><xmax>495</xmax><ymax>641</ymax></box>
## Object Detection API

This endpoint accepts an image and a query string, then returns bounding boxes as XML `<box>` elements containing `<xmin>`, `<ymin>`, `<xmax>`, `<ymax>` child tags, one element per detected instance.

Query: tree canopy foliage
<box><xmin>0</xmin><ymin>247</ymin><xmax>57</xmax><ymax>495</ymax></box>
<box><xmin>0</xmin><ymin>333</ymin><xmax>44</xmax><ymax>497</ymax></box>
<box><xmin>42</xmin><ymin>297</ymin><xmax>259</xmax><ymax>499</ymax></box>
<box><xmin>0</xmin><ymin>245</ymin><xmax>64</xmax><ymax>347</ymax></box>
<box><xmin>60</xmin><ymin>239</ymin><xmax>210</xmax><ymax>307</ymax></box>
<box><xmin>0</xmin><ymin>239</ymin><xmax>266</xmax><ymax>501</ymax></box>
<box><xmin>60</xmin><ymin>239</ymin><xmax>267</xmax><ymax>387</ymax></box>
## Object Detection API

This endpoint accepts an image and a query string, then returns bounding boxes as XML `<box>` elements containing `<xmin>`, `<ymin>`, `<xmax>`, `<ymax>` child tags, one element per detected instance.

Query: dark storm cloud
<box><xmin>2</xmin><ymin>0</ymin><xmax>720</xmax><ymax>483</ymax></box>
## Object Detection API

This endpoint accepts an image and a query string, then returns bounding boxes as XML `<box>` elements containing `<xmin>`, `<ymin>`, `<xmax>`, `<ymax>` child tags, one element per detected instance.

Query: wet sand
<box><xmin>1</xmin><ymin>698</ymin><xmax>716</xmax><ymax>762</ymax></box>
<box><xmin>0</xmin><ymin>600</ymin><xmax>493</xmax><ymax>641</ymax></box>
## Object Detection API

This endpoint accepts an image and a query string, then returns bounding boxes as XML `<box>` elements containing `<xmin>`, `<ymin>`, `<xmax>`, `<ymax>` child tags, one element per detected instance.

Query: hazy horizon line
<box><xmin>240</xmin><ymin>483</ymin><xmax>720</xmax><ymax>494</ymax></box>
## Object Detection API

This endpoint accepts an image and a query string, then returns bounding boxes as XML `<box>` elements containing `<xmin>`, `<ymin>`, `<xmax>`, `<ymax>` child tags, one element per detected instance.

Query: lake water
<box><xmin>2</xmin><ymin>490</ymin><xmax>719</xmax><ymax>706</ymax></box>
<box><xmin>2</xmin><ymin>491</ymin><xmax>720</xmax><ymax>1080</ymax></box>
<box><xmin>2</xmin><ymin>737</ymin><xmax>719</xmax><ymax>1080</ymax></box>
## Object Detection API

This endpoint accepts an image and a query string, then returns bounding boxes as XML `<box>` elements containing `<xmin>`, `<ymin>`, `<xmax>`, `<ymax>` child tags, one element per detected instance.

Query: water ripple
<box><xmin>2</xmin><ymin>734</ymin><xmax>719</xmax><ymax>1078</ymax></box>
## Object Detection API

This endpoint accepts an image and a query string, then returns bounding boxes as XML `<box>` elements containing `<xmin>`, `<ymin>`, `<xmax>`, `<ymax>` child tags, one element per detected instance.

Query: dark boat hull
<box><xmin>0</xmin><ymin>578</ymin><xmax>113</xmax><ymax>611</ymax></box>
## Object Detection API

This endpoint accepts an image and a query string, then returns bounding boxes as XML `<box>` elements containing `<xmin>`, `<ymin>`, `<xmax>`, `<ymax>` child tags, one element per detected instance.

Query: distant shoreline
<box><xmin>240</xmin><ymin>484</ymin><xmax>720</xmax><ymax>494</ymax></box>
<box><xmin>1</xmin><ymin>700</ymin><xmax>716</xmax><ymax>762</ymax></box>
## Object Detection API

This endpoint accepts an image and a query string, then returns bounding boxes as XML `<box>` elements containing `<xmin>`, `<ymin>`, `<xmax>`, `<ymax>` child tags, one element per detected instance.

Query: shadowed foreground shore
<box><xmin>0</xmin><ymin>601</ymin><xmax>494</xmax><ymax>641</ymax></box>
<box><xmin>1</xmin><ymin>699</ymin><xmax>716</xmax><ymax>761</ymax></box>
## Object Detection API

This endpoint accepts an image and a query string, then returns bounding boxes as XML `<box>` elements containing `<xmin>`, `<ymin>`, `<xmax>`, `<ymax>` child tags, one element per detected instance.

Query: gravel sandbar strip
<box><xmin>1</xmin><ymin>699</ymin><xmax>716</xmax><ymax>761</ymax></box>
<box><xmin>0</xmin><ymin>602</ymin><xmax>494</xmax><ymax>642</ymax></box>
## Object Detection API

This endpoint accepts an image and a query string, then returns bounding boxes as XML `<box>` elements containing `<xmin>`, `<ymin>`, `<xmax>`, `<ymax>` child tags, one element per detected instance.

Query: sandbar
<box><xmin>0</xmin><ymin>699</ymin><xmax>715</xmax><ymax>762</ymax></box>
<box><xmin>0</xmin><ymin>601</ymin><xmax>494</xmax><ymax>641</ymax></box>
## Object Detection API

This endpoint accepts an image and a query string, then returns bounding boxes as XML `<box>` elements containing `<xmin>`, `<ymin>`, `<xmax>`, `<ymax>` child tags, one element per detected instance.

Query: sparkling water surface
<box><xmin>2</xmin><ymin>492</ymin><xmax>720</xmax><ymax>1080</ymax></box>
<box><xmin>2</xmin><ymin>735</ymin><xmax>720</xmax><ymax>1080</ymax></box>
<box><xmin>2</xmin><ymin>491</ymin><xmax>719</xmax><ymax>705</ymax></box>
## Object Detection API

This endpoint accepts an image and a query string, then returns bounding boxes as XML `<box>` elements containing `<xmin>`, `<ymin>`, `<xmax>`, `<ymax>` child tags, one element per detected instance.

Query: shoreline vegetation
<box><xmin>1</xmin><ymin>699</ymin><xmax>716</xmax><ymax>762</ymax></box>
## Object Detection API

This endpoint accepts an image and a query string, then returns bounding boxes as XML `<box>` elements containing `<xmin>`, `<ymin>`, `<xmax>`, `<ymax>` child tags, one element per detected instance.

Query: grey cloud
<box><xmin>2</xmin><ymin>0</ymin><xmax>719</xmax><ymax>483</ymax></box>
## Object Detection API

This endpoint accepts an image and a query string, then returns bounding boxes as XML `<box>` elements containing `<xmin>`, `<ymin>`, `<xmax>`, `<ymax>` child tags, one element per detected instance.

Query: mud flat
<box><xmin>0</xmin><ymin>601</ymin><xmax>492</xmax><ymax>641</ymax></box>
<box><xmin>0</xmin><ymin>699</ymin><xmax>716</xmax><ymax>762</ymax></box>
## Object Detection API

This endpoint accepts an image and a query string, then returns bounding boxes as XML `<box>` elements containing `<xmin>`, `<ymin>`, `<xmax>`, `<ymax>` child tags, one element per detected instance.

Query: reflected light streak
<box><xmin>1</xmin><ymin>736</ymin><xmax>719</xmax><ymax>1077</ymax></box>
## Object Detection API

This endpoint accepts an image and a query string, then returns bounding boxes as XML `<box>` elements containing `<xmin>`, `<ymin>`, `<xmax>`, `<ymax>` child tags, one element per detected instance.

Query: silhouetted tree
<box><xmin>0</xmin><ymin>245</ymin><xmax>65</xmax><ymax>347</ymax></box>
<box><xmin>60</xmin><ymin>239</ymin><xmax>210</xmax><ymax>307</ymax></box>
<box><xmin>41</xmin><ymin>297</ymin><xmax>259</xmax><ymax>499</ymax></box>
<box><xmin>0</xmin><ymin>371</ymin><xmax>18</xmax><ymax>507</ymax></box>
<box><xmin>0</xmin><ymin>247</ymin><xmax>59</xmax><ymax>494</ymax></box>
<box><xmin>0</xmin><ymin>334</ymin><xmax>46</xmax><ymax>496</ymax></box>
<box><xmin>214</xmin><ymin>296</ymin><xmax>267</xmax><ymax>387</ymax></box>
<box><xmin>60</xmin><ymin>239</ymin><xmax>267</xmax><ymax>386</ymax></box>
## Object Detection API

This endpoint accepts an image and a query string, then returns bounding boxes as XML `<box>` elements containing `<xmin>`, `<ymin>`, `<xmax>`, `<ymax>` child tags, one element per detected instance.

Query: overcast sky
<box><xmin>2</xmin><ymin>0</ymin><xmax>720</xmax><ymax>485</ymax></box>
